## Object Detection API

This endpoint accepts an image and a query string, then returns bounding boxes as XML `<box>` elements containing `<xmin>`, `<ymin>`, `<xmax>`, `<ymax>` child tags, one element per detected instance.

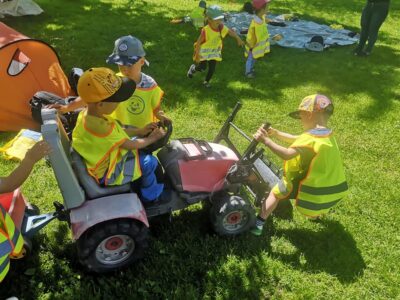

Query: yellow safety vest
<box><xmin>245</xmin><ymin>16</ymin><xmax>270</xmax><ymax>59</ymax></box>
<box><xmin>197</xmin><ymin>24</ymin><xmax>229</xmax><ymax>61</ymax></box>
<box><xmin>110</xmin><ymin>73</ymin><xmax>164</xmax><ymax>129</ymax></box>
<box><xmin>0</xmin><ymin>204</ymin><xmax>23</xmax><ymax>282</ymax></box>
<box><xmin>285</xmin><ymin>131</ymin><xmax>348</xmax><ymax>217</ymax></box>
<box><xmin>72</xmin><ymin>111</ymin><xmax>142</xmax><ymax>186</ymax></box>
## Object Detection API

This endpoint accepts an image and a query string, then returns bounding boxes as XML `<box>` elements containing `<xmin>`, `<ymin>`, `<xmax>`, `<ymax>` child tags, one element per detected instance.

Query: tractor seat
<box><xmin>70</xmin><ymin>150</ymin><xmax>131</xmax><ymax>200</ymax></box>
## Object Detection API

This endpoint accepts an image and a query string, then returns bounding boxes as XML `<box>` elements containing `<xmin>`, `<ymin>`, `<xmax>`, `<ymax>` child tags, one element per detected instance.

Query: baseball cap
<box><xmin>77</xmin><ymin>67</ymin><xmax>136</xmax><ymax>103</ymax></box>
<box><xmin>289</xmin><ymin>94</ymin><xmax>334</xmax><ymax>119</ymax></box>
<box><xmin>252</xmin><ymin>0</ymin><xmax>270</xmax><ymax>10</ymax></box>
<box><xmin>106</xmin><ymin>35</ymin><xmax>149</xmax><ymax>66</ymax></box>
<box><xmin>206</xmin><ymin>5</ymin><xmax>224</xmax><ymax>20</ymax></box>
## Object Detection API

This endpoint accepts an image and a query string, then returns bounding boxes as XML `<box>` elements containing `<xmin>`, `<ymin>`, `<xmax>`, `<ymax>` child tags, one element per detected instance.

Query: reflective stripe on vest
<box><xmin>0</xmin><ymin>255</ymin><xmax>10</xmax><ymax>282</ymax></box>
<box><xmin>0</xmin><ymin>204</ymin><xmax>23</xmax><ymax>282</ymax></box>
<box><xmin>286</xmin><ymin>132</ymin><xmax>348</xmax><ymax>217</ymax></box>
<box><xmin>72</xmin><ymin>111</ymin><xmax>142</xmax><ymax>185</ymax></box>
<box><xmin>198</xmin><ymin>25</ymin><xmax>229</xmax><ymax>61</ymax></box>
<box><xmin>245</xmin><ymin>16</ymin><xmax>270</xmax><ymax>58</ymax></box>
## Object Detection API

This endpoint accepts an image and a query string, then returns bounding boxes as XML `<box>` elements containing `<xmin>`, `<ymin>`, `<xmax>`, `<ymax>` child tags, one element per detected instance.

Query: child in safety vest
<box><xmin>0</xmin><ymin>140</ymin><xmax>51</xmax><ymax>282</ymax></box>
<box><xmin>49</xmin><ymin>35</ymin><xmax>171</xmax><ymax>137</ymax></box>
<box><xmin>186</xmin><ymin>4</ymin><xmax>245</xmax><ymax>88</ymax></box>
<box><xmin>243</xmin><ymin>0</ymin><xmax>271</xmax><ymax>78</ymax></box>
<box><xmin>250</xmin><ymin>94</ymin><xmax>349</xmax><ymax>236</ymax></box>
<box><xmin>72</xmin><ymin>67</ymin><xmax>165</xmax><ymax>203</ymax></box>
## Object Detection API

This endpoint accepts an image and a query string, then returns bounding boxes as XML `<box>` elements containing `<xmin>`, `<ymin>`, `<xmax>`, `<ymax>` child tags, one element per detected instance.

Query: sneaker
<box><xmin>187</xmin><ymin>64</ymin><xmax>196</xmax><ymax>78</ymax></box>
<box><xmin>245</xmin><ymin>72</ymin><xmax>255</xmax><ymax>79</ymax></box>
<box><xmin>203</xmin><ymin>81</ymin><xmax>211</xmax><ymax>88</ymax></box>
<box><xmin>353</xmin><ymin>48</ymin><xmax>367</xmax><ymax>56</ymax></box>
<box><xmin>250</xmin><ymin>226</ymin><xmax>263</xmax><ymax>236</ymax></box>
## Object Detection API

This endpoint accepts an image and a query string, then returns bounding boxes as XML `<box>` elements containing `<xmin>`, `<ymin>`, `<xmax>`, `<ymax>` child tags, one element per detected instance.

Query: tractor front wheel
<box><xmin>210</xmin><ymin>194</ymin><xmax>255</xmax><ymax>236</ymax></box>
<box><xmin>77</xmin><ymin>219</ymin><xmax>149</xmax><ymax>273</ymax></box>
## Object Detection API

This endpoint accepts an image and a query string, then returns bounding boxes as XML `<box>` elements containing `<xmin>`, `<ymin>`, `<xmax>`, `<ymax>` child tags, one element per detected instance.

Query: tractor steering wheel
<box><xmin>141</xmin><ymin>121</ymin><xmax>173</xmax><ymax>153</ymax></box>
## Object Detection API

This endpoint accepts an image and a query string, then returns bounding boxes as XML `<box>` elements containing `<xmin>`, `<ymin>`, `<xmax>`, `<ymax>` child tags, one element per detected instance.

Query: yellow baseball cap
<box><xmin>289</xmin><ymin>94</ymin><xmax>334</xmax><ymax>119</ymax></box>
<box><xmin>77</xmin><ymin>67</ymin><xmax>135</xmax><ymax>103</ymax></box>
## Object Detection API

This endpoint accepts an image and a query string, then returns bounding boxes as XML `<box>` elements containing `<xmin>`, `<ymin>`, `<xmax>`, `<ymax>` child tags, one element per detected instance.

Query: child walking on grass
<box><xmin>187</xmin><ymin>4</ymin><xmax>244</xmax><ymax>88</ymax></box>
<box><xmin>243</xmin><ymin>0</ymin><xmax>271</xmax><ymax>78</ymax></box>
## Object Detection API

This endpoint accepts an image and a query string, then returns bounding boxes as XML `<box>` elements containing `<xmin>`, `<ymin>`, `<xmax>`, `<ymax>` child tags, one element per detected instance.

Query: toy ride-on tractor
<box><xmin>40</xmin><ymin>102</ymin><xmax>281</xmax><ymax>273</ymax></box>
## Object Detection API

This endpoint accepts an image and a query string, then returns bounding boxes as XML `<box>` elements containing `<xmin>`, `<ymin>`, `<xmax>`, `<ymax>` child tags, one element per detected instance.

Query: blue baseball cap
<box><xmin>106</xmin><ymin>35</ymin><xmax>149</xmax><ymax>66</ymax></box>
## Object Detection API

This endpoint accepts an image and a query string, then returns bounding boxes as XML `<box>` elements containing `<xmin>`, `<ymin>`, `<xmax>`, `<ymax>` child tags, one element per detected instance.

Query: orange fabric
<box><xmin>0</xmin><ymin>22</ymin><xmax>72</xmax><ymax>132</ymax></box>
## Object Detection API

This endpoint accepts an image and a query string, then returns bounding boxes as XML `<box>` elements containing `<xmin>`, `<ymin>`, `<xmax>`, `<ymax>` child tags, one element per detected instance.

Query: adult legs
<box><xmin>356</xmin><ymin>3</ymin><xmax>373</xmax><ymax>52</ymax></box>
<box><xmin>364</xmin><ymin>2</ymin><xmax>390</xmax><ymax>53</ymax></box>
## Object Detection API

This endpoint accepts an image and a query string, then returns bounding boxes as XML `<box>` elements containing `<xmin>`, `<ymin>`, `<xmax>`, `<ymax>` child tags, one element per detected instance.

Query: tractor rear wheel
<box><xmin>77</xmin><ymin>219</ymin><xmax>149</xmax><ymax>273</ymax></box>
<box><xmin>210</xmin><ymin>194</ymin><xmax>255</xmax><ymax>236</ymax></box>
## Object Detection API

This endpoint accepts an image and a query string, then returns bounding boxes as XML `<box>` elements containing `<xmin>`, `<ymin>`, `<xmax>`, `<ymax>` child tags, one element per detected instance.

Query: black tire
<box><xmin>76</xmin><ymin>219</ymin><xmax>149</xmax><ymax>273</ymax></box>
<box><xmin>210</xmin><ymin>194</ymin><xmax>256</xmax><ymax>236</ymax></box>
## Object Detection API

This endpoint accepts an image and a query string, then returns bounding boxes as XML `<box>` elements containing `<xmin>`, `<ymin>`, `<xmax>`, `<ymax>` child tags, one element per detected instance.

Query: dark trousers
<box><xmin>195</xmin><ymin>60</ymin><xmax>217</xmax><ymax>82</ymax></box>
<box><xmin>357</xmin><ymin>1</ymin><xmax>390</xmax><ymax>52</ymax></box>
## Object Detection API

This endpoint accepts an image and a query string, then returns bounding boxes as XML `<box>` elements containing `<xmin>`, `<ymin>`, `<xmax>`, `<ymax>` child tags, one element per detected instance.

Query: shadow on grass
<box><xmin>272</xmin><ymin>219</ymin><xmax>366</xmax><ymax>283</ymax></box>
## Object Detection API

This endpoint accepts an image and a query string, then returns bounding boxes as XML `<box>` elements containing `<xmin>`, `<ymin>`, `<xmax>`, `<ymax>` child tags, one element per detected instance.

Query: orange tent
<box><xmin>0</xmin><ymin>22</ymin><xmax>72</xmax><ymax>132</ymax></box>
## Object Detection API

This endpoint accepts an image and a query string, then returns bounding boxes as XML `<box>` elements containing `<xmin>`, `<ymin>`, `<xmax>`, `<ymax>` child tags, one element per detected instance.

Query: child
<box><xmin>250</xmin><ymin>94</ymin><xmax>349</xmax><ymax>236</ymax></box>
<box><xmin>49</xmin><ymin>35</ymin><xmax>170</xmax><ymax>138</ymax></box>
<box><xmin>72</xmin><ymin>67</ymin><xmax>166</xmax><ymax>203</ymax></box>
<box><xmin>0</xmin><ymin>140</ymin><xmax>51</xmax><ymax>282</ymax></box>
<box><xmin>187</xmin><ymin>5</ymin><xmax>245</xmax><ymax>88</ymax></box>
<box><xmin>243</xmin><ymin>0</ymin><xmax>271</xmax><ymax>78</ymax></box>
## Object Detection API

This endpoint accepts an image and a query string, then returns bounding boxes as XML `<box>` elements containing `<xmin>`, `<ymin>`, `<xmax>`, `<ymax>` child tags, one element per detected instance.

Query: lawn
<box><xmin>1</xmin><ymin>0</ymin><xmax>400</xmax><ymax>299</ymax></box>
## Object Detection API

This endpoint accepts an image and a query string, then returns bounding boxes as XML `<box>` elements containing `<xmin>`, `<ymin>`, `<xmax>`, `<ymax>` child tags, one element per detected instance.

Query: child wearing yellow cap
<box><xmin>250</xmin><ymin>94</ymin><xmax>349</xmax><ymax>236</ymax></box>
<box><xmin>72</xmin><ymin>67</ymin><xmax>165</xmax><ymax>203</ymax></box>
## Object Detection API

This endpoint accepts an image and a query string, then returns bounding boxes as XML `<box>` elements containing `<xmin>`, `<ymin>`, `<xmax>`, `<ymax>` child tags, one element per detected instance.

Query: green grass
<box><xmin>1</xmin><ymin>0</ymin><xmax>400</xmax><ymax>298</ymax></box>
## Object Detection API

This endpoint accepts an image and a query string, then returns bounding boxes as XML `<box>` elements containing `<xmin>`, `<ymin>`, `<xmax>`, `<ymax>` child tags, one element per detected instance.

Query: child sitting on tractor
<box><xmin>0</xmin><ymin>141</ymin><xmax>51</xmax><ymax>282</ymax></box>
<box><xmin>251</xmin><ymin>94</ymin><xmax>349</xmax><ymax>236</ymax></box>
<box><xmin>72</xmin><ymin>67</ymin><xmax>165</xmax><ymax>203</ymax></box>
<box><xmin>49</xmin><ymin>35</ymin><xmax>171</xmax><ymax>137</ymax></box>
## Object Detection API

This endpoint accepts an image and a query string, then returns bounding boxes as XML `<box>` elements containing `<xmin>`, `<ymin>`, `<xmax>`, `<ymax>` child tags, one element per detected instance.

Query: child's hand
<box><xmin>267</xmin><ymin>127</ymin><xmax>278</xmax><ymax>137</ymax></box>
<box><xmin>237</xmin><ymin>38</ymin><xmax>245</xmax><ymax>47</ymax></box>
<box><xmin>253</xmin><ymin>126</ymin><xmax>271</xmax><ymax>143</ymax></box>
<box><xmin>158</xmin><ymin>114</ymin><xmax>172</xmax><ymax>126</ymax></box>
<box><xmin>149</xmin><ymin>127</ymin><xmax>166</xmax><ymax>141</ymax></box>
<box><xmin>142</xmin><ymin>122</ymin><xmax>158</xmax><ymax>136</ymax></box>
<box><xmin>45</xmin><ymin>103</ymin><xmax>68</xmax><ymax>114</ymax></box>
<box><xmin>24</xmin><ymin>141</ymin><xmax>52</xmax><ymax>163</ymax></box>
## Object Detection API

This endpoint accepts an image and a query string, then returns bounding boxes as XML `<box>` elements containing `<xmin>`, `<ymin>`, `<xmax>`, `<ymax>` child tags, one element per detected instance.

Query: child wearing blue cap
<box><xmin>49</xmin><ymin>35</ymin><xmax>171</xmax><ymax>137</ymax></box>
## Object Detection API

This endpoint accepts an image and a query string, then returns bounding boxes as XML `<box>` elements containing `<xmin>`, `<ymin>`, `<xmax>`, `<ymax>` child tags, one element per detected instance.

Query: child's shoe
<box><xmin>187</xmin><ymin>64</ymin><xmax>196</xmax><ymax>78</ymax></box>
<box><xmin>203</xmin><ymin>81</ymin><xmax>211</xmax><ymax>88</ymax></box>
<box><xmin>250</xmin><ymin>226</ymin><xmax>263</xmax><ymax>236</ymax></box>
<box><xmin>245</xmin><ymin>72</ymin><xmax>255</xmax><ymax>79</ymax></box>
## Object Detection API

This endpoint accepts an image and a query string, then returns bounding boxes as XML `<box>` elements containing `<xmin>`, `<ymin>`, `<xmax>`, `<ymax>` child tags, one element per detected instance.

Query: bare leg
<box><xmin>259</xmin><ymin>191</ymin><xmax>280</xmax><ymax>219</ymax></box>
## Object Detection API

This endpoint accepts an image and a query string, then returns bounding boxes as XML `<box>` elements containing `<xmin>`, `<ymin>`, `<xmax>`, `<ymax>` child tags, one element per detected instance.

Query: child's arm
<box><xmin>47</xmin><ymin>97</ymin><xmax>86</xmax><ymax>113</ymax></box>
<box><xmin>228</xmin><ymin>28</ymin><xmax>245</xmax><ymax>47</ymax></box>
<box><xmin>268</xmin><ymin>127</ymin><xmax>299</xmax><ymax>144</ymax></box>
<box><xmin>194</xmin><ymin>31</ymin><xmax>205</xmax><ymax>63</ymax></box>
<box><xmin>254</xmin><ymin>127</ymin><xmax>298</xmax><ymax>160</ymax></box>
<box><xmin>120</xmin><ymin>127</ymin><xmax>166</xmax><ymax>150</ymax></box>
<box><xmin>0</xmin><ymin>141</ymin><xmax>51</xmax><ymax>194</ymax></box>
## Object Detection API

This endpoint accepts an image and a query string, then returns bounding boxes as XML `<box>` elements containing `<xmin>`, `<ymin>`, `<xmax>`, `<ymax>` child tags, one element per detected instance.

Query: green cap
<box><xmin>206</xmin><ymin>5</ymin><xmax>224</xmax><ymax>20</ymax></box>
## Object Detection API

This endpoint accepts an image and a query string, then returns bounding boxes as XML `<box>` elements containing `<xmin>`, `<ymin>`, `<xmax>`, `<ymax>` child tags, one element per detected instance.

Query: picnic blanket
<box><xmin>224</xmin><ymin>12</ymin><xmax>359</xmax><ymax>49</ymax></box>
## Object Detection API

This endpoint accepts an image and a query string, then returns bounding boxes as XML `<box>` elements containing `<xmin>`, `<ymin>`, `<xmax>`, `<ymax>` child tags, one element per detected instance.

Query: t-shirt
<box><xmin>110</xmin><ymin>73</ymin><xmax>164</xmax><ymax>128</ymax></box>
